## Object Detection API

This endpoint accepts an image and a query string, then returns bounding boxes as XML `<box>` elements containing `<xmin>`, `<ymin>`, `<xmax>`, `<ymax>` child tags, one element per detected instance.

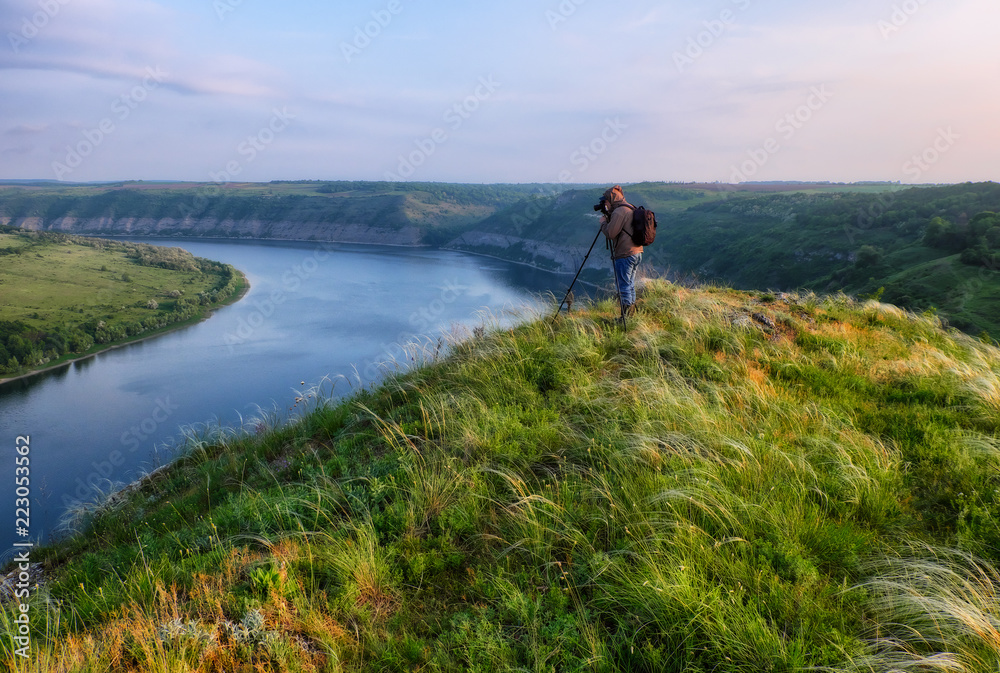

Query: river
<box><xmin>0</xmin><ymin>239</ymin><xmax>575</xmax><ymax>552</ymax></box>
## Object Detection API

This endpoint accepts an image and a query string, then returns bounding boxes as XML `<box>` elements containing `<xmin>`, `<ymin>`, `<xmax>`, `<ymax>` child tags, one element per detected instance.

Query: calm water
<box><xmin>0</xmin><ymin>239</ymin><xmax>572</xmax><ymax>552</ymax></box>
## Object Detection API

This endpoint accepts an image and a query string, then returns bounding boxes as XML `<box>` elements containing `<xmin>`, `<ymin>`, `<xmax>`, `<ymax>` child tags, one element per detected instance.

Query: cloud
<box><xmin>1</xmin><ymin>0</ymin><xmax>288</xmax><ymax>100</ymax></box>
<box><xmin>5</xmin><ymin>123</ymin><xmax>50</xmax><ymax>136</ymax></box>
<box><xmin>1</xmin><ymin>0</ymin><xmax>997</xmax><ymax>183</ymax></box>
<box><xmin>2</xmin><ymin>52</ymin><xmax>287</xmax><ymax>100</ymax></box>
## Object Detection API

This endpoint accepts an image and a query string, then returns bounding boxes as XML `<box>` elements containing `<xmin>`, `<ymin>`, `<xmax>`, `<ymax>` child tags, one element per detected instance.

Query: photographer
<box><xmin>598</xmin><ymin>185</ymin><xmax>642</xmax><ymax>316</ymax></box>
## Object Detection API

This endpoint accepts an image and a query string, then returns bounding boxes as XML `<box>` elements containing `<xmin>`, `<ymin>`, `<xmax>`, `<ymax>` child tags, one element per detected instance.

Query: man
<box><xmin>599</xmin><ymin>185</ymin><xmax>642</xmax><ymax>317</ymax></box>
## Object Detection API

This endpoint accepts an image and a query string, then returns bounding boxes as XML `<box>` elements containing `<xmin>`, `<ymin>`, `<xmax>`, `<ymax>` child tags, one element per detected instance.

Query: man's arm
<box><xmin>599</xmin><ymin>214</ymin><xmax>611</xmax><ymax>238</ymax></box>
<box><xmin>602</xmin><ymin>207</ymin><xmax>631</xmax><ymax>240</ymax></box>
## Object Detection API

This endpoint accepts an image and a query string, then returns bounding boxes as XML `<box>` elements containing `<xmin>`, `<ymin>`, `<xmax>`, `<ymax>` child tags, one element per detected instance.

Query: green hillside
<box><xmin>0</xmin><ymin>181</ymin><xmax>572</xmax><ymax>244</ymax></box>
<box><xmin>451</xmin><ymin>182</ymin><xmax>1000</xmax><ymax>337</ymax></box>
<box><xmin>8</xmin><ymin>282</ymin><xmax>1000</xmax><ymax>672</ymax></box>
<box><xmin>446</xmin><ymin>182</ymin><xmax>888</xmax><ymax>275</ymax></box>
<box><xmin>5</xmin><ymin>180</ymin><xmax>1000</xmax><ymax>338</ymax></box>
<box><xmin>0</xmin><ymin>228</ymin><xmax>244</xmax><ymax>378</ymax></box>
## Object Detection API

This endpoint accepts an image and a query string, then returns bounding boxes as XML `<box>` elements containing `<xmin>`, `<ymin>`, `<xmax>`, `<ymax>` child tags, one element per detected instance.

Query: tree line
<box><xmin>0</xmin><ymin>230</ymin><xmax>241</xmax><ymax>376</ymax></box>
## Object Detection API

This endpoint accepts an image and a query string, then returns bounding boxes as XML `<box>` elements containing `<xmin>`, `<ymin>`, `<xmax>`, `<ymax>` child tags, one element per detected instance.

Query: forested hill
<box><xmin>4</xmin><ymin>180</ymin><xmax>1000</xmax><ymax>337</ymax></box>
<box><xmin>449</xmin><ymin>181</ymin><xmax>1000</xmax><ymax>338</ymax></box>
<box><xmin>0</xmin><ymin>181</ymin><xmax>572</xmax><ymax>247</ymax></box>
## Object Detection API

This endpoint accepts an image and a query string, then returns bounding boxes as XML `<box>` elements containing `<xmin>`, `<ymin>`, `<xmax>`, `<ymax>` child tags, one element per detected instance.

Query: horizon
<box><xmin>2</xmin><ymin>1</ymin><xmax>998</xmax><ymax>186</ymax></box>
<box><xmin>0</xmin><ymin>178</ymin><xmax>962</xmax><ymax>188</ymax></box>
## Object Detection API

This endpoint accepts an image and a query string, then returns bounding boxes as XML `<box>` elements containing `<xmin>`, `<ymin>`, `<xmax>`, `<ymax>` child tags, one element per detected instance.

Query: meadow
<box><xmin>0</xmin><ymin>229</ymin><xmax>243</xmax><ymax>377</ymax></box>
<box><xmin>6</xmin><ymin>279</ymin><xmax>1000</xmax><ymax>672</ymax></box>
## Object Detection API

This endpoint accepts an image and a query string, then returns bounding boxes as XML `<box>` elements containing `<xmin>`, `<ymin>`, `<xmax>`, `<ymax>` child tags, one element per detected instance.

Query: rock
<box><xmin>0</xmin><ymin>562</ymin><xmax>44</xmax><ymax>605</ymax></box>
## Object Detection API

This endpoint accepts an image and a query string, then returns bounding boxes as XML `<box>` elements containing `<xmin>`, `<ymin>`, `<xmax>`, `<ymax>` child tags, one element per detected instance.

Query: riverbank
<box><xmin>1</xmin><ymin>240</ymin><xmax>554</xmax><ymax>548</ymax></box>
<box><xmin>95</xmin><ymin>233</ymin><xmax>436</xmax><ymax>249</ymax></box>
<box><xmin>0</xmin><ymin>269</ymin><xmax>249</xmax><ymax>387</ymax></box>
<box><xmin>105</xmin><ymin>232</ymin><xmax>590</xmax><ymax>279</ymax></box>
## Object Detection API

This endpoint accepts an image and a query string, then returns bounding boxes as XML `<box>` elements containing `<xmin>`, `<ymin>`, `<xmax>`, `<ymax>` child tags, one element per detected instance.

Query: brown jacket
<box><xmin>600</xmin><ymin>185</ymin><xmax>643</xmax><ymax>259</ymax></box>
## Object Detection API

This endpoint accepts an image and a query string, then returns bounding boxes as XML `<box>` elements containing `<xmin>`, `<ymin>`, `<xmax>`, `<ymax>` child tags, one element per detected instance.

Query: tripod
<box><xmin>552</xmin><ymin>228</ymin><xmax>602</xmax><ymax>321</ymax></box>
<box><xmin>552</xmin><ymin>227</ymin><xmax>629</xmax><ymax>332</ymax></box>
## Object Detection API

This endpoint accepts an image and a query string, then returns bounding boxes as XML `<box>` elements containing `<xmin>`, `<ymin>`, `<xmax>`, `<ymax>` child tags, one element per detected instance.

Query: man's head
<box><xmin>603</xmin><ymin>185</ymin><xmax>626</xmax><ymax>209</ymax></box>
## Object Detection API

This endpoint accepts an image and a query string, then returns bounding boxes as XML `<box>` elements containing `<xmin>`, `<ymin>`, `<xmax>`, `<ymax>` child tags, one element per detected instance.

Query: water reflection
<box><xmin>0</xmin><ymin>240</ymin><xmax>572</xmax><ymax>543</ymax></box>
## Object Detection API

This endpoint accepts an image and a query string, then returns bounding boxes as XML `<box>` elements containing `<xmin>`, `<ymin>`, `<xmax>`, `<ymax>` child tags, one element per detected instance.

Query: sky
<box><xmin>1</xmin><ymin>0</ymin><xmax>998</xmax><ymax>185</ymax></box>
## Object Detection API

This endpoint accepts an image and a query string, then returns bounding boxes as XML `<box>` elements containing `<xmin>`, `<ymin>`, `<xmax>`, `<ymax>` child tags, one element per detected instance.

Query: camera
<box><xmin>593</xmin><ymin>196</ymin><xmax>608</xmax><ymax>213</ymax></box>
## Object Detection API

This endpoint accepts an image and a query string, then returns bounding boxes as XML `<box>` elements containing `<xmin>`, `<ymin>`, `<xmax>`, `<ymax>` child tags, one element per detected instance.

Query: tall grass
<box><xmin>848</xmin><ymin>545</ymin><xmax>1000</xmax><ymax>672</ymax></box>
<box><xmin>7</xmin><ymin>280</ymin><xmax>1000</xmax><ymax>672</ymax></box>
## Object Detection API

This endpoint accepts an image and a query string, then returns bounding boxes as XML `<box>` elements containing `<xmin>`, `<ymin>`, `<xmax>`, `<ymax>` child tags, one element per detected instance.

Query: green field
<box><xmin>0</xmin><ymin>229</ymin><xmax>244</xmax><ymax>377</ymax></box>
<box><xmin>8</xmin><ymin>281</ymin><xmax>1000</xmax><ymax>671</ymax></box>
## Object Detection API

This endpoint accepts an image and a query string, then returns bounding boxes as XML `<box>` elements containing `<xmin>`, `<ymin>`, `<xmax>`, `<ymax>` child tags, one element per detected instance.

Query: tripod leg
<box><xmin>552</xmin><ymin>228</ymin><xmax>603</xmax><ymax>322</ymax></box>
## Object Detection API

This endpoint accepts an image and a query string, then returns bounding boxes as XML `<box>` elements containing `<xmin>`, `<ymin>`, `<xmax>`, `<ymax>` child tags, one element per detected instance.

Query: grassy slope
<box><xmin>8</xmin><ymin>280</ymin><xmax>1000</xmax><ymax>672</ymax></box>
<box><xmin>0</xmin><ymin>234</ymin><xmax>218</xmax><ymax>326</ymax></box>
<box><xmin>0</xmin><ymin>230</ymin><xmax>243</xmax><ymax>378</ymax></box>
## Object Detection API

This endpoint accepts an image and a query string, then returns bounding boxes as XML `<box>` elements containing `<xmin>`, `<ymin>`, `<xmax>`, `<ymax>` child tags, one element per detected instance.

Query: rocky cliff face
<box><xmin>445</xmin><ymin>231</ymin><xmax>587</xmax><ymax>273</ymax></box>
<box><xmin>4</xmin><ymin>215</ymin><xmax>587</xmax><ymax>271</ymax></box>
<box><xmin>6</xmin><ymin>216</ymin><xmax>427</xmax><ymax>246</ymax></box>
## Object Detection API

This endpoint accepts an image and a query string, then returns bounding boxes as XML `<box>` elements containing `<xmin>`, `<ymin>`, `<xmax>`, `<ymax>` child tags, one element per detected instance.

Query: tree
<box><xmin>855</xmin><ymin>245</ymin><xmax>883</xmax><ymax>269</ymax></box>
<box><xmin>969</xmin><ymin>211</ymin><xmax>999</xmax><ymax>238</ymax></box>
<box><xmin>987</xmin><ymin>227</ymin><xmax>1000</xmax><ymax>249</ymax></box>
<box><xmin>961</xmin><ymin>241</ymin><xmax>992</xmax><ymax>267</ymax></box>
<box><xmin>6</xmin><ymin>335</ymin><xmax>30</xmax><ymax>361</ymax></box>
<box><xmin>923</xmin><ymin>217</ymin><xmax>958</xmax><ymax>250</ymax></box>
<box><xmin>69</xmin><ymin>332</ymin><xmax>94</xmax><ymax>353</ymax></box>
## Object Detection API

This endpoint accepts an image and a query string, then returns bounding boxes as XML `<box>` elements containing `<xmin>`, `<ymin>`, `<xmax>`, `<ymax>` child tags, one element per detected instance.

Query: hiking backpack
<box><xmin>626</xmin><ymin>203</ymin><xmax>657</xmax><ymax>247</ymax></box>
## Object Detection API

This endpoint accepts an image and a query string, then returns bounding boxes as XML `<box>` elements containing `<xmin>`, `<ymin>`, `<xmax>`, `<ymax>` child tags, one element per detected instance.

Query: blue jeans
<box><xmin>613</xmin><ymin>253</ymin><xmax>641</xmax><ymax>307</ymax></box>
